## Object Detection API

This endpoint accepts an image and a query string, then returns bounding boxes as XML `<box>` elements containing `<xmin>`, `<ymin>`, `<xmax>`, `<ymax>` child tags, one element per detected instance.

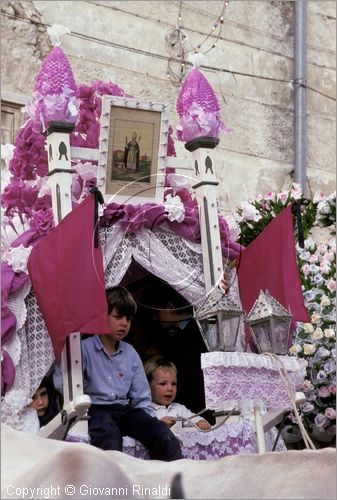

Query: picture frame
<box><xmin>97</xmin><ymin>95</ymin><xmax>171</xmax><ymax>205</ymax></box>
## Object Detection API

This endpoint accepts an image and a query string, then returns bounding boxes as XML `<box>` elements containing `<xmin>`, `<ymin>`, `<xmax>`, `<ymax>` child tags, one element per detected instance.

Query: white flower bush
<box><xmin>292</xmin><ymin>237</ymin><xmax>336</xmax><ymax>439</ymax></box>
<box><xmin>316</xmin><ymin>192</ymin><xmax>336</xmax><ymax>232</ymax></box>
<box><xmin>232</xmin><ymin>183</ymin><xmax>319</xmax><ymax>246</ymax></box>
<box><xmin>232</xmin><ymin>183</ymin><xmax>336</xmax><ymax>443</ymax></box>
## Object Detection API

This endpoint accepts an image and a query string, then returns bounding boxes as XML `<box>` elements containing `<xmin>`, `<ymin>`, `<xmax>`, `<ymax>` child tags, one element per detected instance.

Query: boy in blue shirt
<box><xmin>83</xmin><ymin>286</ymin><xmax>182</xmax><ymax>461</ymax></box>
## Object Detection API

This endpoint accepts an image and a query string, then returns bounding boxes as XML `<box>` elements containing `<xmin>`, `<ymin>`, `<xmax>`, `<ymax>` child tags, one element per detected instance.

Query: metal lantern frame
<box><xmin>194</xmin><ymin>286</ymin><xmax>244</xmax><ymax>352</ymax></box>
<box><xmin>245</xmin><ymin>289</ymin><xmax>293</xmax><ymax>355</ymax></box>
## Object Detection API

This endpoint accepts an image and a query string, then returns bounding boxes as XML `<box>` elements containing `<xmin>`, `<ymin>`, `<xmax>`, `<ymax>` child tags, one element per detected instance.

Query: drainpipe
<box><xmin>294</xmin><ymin>0</ymin><xmax>308</xmax><ymax>197</ymax></box>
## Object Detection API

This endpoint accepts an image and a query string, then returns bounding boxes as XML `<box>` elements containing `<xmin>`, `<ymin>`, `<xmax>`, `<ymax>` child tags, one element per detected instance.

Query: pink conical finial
<box><xmin>34</xmin><ymin>46</ymin><xmax>77</xmax><ymax>96</ymax></box>
<box><xmin>176</xmin><ymin>68</ymin><xmax>232</xmax><ymax>143</ymax></box>
<box><xmin>177</xmin><ymin>68</ymin><xmax>220</xmax><ymax>117</ymax></box>
<box><xmin>25</xmin><ymin>46</ymin><xmax>79</xmax><ymax>130</ymax></box>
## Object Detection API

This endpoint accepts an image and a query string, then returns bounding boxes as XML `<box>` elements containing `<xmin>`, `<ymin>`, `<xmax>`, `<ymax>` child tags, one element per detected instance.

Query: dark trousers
<box><xmin>88</xmin><ymin>404</ymin><xmax>182</xmax><ymax>461</ymax></box>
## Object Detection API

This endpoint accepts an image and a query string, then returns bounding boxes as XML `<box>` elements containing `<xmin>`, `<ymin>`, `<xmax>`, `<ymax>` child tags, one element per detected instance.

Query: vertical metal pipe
<box><xmin>294</xmin><ymin>0</ymin><xmax>308</xmax><ymax>197</ymax></box>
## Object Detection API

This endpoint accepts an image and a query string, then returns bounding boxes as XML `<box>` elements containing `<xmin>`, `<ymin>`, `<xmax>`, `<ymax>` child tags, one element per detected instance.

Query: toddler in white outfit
<box><xmin>144</xmin><ymin>356</ymin><xmax>211</xmax><ymax>431</ymax></box>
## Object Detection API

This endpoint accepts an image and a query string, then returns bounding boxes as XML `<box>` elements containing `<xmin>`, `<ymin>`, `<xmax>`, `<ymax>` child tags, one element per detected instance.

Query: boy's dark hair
<box><xmin>106</xmin><ymin>286</ymin><xmax>137</xmax><ymax>317</ymax></box>
<box><xmin>144</xmin><ymin>356</ymin><xmax>177</xmax><ymax>383</ymax></box>
<box><xmin>38</xmin><ymin>376</ymin><xmax>52</xmax><ymax>392</ymax></box>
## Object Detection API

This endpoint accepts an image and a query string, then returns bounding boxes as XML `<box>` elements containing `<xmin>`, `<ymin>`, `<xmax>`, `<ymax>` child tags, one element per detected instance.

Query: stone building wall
<box><xmin>1</xmin><ymin>0</ymin><xmax>335</xmax><ymax>212</ymax></box>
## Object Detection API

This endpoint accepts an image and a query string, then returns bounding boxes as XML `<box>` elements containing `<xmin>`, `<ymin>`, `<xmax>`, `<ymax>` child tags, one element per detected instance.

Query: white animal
<box><xmin>2</xmin><ymin>424</ymin><xmax>336</xmax><ymax>499</ymax></box>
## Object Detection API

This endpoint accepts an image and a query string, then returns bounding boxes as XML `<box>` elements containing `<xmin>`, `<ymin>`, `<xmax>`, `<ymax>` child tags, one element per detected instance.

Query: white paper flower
<box><xmin>164</xmin><ymin>194</ymin><xmax>185</xmax><ymax>223</ymax></box>
<box><xmin>312</xmin><ymin>328</ymin><xmax>324</xmax><ymax>340</ymax></box>
<box><xmin>26</xmin><ymin>177</ymin><xmax>51</xmax><ymax>198</ymax></box>
<box><xmin>303</xmin><ymin>323</ymin><xmax>315</xmax><ymax>333</ymax></box>
<box><xmin>74</xmin><ymin>161</ymin><xmax>98</xmax><ymax>183</ymax></box>
<box><xmin>289</xmin><ymin>344</ymin><xmax>302</xmax><ymax>354</ymax></box>
<box><xmin>1</xmin><ymin>143</ymin><xmax>15</xmax><ymax>167</ymax></box>
<box><xmin>226</xmin><ymin>213</ymin><xmax>241</xmax><ymax>241</ymax></box>
<box><xmin>1</xmin><ymin>210</ymin><xmax>29</xmax><ymax>252</ymax></box>
<box><xmin>320</xmin><ymin>295</ymin><xmax>331</xmax><ymax>306</ymax></box>
<box><xmin>3</xmin><ymin>244</ymin><xmax>33</xmax><ymax>274</ymax></box>
<box><xmin>303</xmin><ymin>343</ymin><xmax>316</xmax><ymax>356</ymax></box>
<box><xmin>166</xmin><ymin>173</ymin><xmax>191</xmax><ymax>190</ymax></box>
<box><xmin>290</xmin><ymin>183</ymin><xmax>303</xmax><ymax>200</ymax></box>
<box><xmin>188</xmin><ymin>52</ymin><xmax>206</xmax><ymax>68</ymax></box>
<box><xmin>311</xmin><ymin>313</ymin><xmax>321</xmax><ymax>324</ymax></box>
<box><xmin>68</xmin><ymin>100</ymin><xmax>78</xmax><ymax>117</ymax></box>
<box><xmin>239</xmin><ymin>201</ymin><xmax>262</xmax><ymax>222</ymax></box>
<box><xmin>38</xmin><ymin>177</ymin><xmax>52</xmax><ymax>198</ymax></box>
<box><xmin>304</xmin><ymin>238</ymin><xmax>316</xmax><ymax>251</ymax></box>
<box><xmin>1</xmin><ymin>169</ymin><xmax>11</xmax><ymax>193</ymax></box>
<box><xmin>313</xmin><ymin>191</ymin><xmax>326</xmax><ymax>203</ymax></box>
<box><xmin>47</xmin><ymin>24</ymin><xmax>70</xmax><ymax>46</ymax></box>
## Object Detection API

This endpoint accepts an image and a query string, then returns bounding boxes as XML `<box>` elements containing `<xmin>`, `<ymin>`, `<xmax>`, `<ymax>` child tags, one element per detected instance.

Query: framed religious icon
<box><xmin>98</xmin><ymin>95</ymin><xmax>170</xmax><ymax>205</ymax></box>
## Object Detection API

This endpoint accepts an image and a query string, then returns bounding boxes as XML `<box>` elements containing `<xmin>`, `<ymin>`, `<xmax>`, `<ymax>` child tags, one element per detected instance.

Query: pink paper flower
<box><xmin>318</xmin><ymin>386</ymin><xmax>332</xmax><ymax>398</ymax></box>
<box><xmin>29</xmin><ymin>209</ymin><xmax>55</xmax><ymax>235</ymax></box>
<box><xmin>277</xmin><ymin>191</ymin><xmax>289</xmax><ymax>205</ymax></box>
<box><xmin>290</xmin><ymin>183</ymin><xmax>302</xmax><ymax>200</ymax></box>
<box><xmin>326</xmin><ymin>279</ymin><xmax>336</xmax><ymax>292</ymax></box>
<box><xmin>325</xmin><ymin>408</ymin><xmax>336</xmax><ymax>420</ymax></box>
<box><xmin>167</xmin><ymin>126</ymin><xmax>177</xmax><ymax>157</ymax></box>
<box><xmin>264</xmin><ymin>191</ymin><xmax>276</xmax><ymax>201</ymax></box>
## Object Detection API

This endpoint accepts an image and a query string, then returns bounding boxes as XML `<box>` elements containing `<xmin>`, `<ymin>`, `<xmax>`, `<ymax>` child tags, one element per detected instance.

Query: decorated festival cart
<box><xmin>1</xmin><ymin>34</ymin><xmax>310</xmax><ymax>461</ymax></box>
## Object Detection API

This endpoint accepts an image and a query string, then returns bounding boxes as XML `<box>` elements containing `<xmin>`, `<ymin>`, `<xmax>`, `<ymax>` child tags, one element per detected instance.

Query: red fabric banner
<box><xmin>237</xmin><ymin>204</ymin><xmax>310</xmax><ymax>344</ymax></box>
<box><xmin>28</xmin><ymin>195</ymin><xmax>110</xmax><ymax>361</ymax></box>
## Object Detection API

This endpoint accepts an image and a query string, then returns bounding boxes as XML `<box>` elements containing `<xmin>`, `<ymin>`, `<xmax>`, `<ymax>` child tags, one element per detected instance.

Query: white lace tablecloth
<box><xmin>201</xmin><ymin>352</ymin><xmax>307</xmax><ymax>413</ymax></box>
<box><xmin>122</xmin><ymin>419</ymin><xmax>286</xmax><ymax>460</ymax></box>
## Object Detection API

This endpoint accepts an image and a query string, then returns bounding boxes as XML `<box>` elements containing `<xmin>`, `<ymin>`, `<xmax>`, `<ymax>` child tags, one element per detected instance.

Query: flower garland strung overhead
<box><xmin>165</xmin><ymin>0</ymin><xmax>230</xmax><ymax>86</ymax></box>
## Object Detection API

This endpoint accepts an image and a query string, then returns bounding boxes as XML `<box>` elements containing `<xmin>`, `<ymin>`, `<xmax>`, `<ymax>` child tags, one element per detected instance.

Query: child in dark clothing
<box><xmin>30</xmin><ymin>376</ymin><xmax>60</xmax><ymax>427</ymax></box>
<box><xmin>84</xmin><ymin>286</ymin><xmax>182</xmax><ymax>461</ymax></box>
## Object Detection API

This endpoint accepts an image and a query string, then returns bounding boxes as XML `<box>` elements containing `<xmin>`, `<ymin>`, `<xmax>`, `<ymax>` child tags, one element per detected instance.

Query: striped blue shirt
<box><xmin>82</xmin><ymin>335</ymin><xmax>154</xmax><ymax>415</ymax></box>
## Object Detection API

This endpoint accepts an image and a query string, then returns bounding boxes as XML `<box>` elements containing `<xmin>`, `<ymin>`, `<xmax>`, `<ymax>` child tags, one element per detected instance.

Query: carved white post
<box><xmin>45</xmin><ymin>121</ymin><xmax>74</xmax><ymax>223</ymax></box>
<box><xmin>186</xmin><ymin>137</ymin><xmax>224</xmax><ymax>294</ymax></box>
<box><xmin>38</xmin><ymin>121</ymin><xmax>90</xmax><ymax>440</ymax></box>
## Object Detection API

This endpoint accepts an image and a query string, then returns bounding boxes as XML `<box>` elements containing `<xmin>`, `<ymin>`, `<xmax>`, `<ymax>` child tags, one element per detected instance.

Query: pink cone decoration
<box><xmin>176</xmin><ymin>68</ymin><xmax>232</xmax><ymax>142</ymax></box>
<box><xmin>25</xmin><ymin>46</ymin><xmax>79</xmax><ymax>130</ymax></box>
<box><xmin>34</xmin><ymin>46</ymin><xmax>77</xmax><ymax>96</ymax></box>
<box><xmin>177</xmin><ymin>68</ymin><xmax>220</xmax><ymax>116</ymax></box>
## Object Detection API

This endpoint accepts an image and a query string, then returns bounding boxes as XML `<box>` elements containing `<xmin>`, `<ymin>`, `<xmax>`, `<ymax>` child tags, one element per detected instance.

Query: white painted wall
<box><xmin>1</xmin><ymin>0</ymin><xmax>335</xmax><ymax>212</ymax></box>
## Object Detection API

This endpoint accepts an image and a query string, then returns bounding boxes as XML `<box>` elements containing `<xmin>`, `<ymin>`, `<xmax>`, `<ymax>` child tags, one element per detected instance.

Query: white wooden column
<box><xmin>39</xmin><ymin>121</ymin><xmax>90</xmax><ymax>439</ymax></box>
<box><xmin>186</xmin><ymin>137</ymin><xmax>224</xmax><ymax>294</ymax></box>
<box><xmin>45</xmin><ymin>121</ymin><xmax>75</xmax><ymax>223</ymax></box>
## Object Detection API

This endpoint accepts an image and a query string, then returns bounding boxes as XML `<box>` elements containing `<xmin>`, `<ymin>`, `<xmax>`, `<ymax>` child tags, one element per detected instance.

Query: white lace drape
<box><xmin>122</xmin><ymin>419</ymin><xmax>286</xmax><ymax>460</ymax></box>
<box><xmin>1</xmin><ymin>224</ymin><xmax>245</xmax><ymax>431</ymax></box>
<box><xmin>201</xmin><ymin>352</ymin><xmax>307</xmax><ymax>413</ymax></box>
<box><xmin>102</xmin><ymin>222</ymin><xmax>244</xmax><ymax>343</ymax></box>
<box><xmin>2</xmin><ymin>289</ymin><xmax>55</xmax><ymax>433</ymax></box>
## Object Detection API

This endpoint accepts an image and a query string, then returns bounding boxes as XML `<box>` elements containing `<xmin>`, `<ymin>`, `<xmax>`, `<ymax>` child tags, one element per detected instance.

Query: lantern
<box><xmin>195</xmin><ymin>287</ymin><xmax>243</xmax><ymax>351</ymax></box>
<box><xmin>245</xmin><ymin>290</ymin><xmax>292</xmax><ymax>355</ymax></box>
